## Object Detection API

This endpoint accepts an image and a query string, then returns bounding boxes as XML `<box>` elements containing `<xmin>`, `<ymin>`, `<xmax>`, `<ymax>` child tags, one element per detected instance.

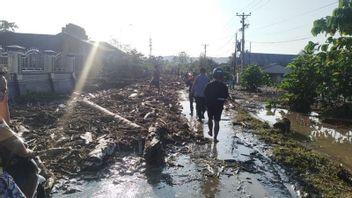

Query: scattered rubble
<box><xmin>10</xmin><ymin>77</ymin><xmax>201</xmax><ymax>194</ymax></box>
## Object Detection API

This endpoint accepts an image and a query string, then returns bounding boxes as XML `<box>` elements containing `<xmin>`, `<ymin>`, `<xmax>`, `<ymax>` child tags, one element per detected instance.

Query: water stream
<box><xmin>248</xmin><ymin>102</ymin><xmax>352</xmax><ymax>171</ymax></box>
<box><xmin>52</xmin><ymin>91</ymin><xmax>299</xmax><ymax>197</ymax></box>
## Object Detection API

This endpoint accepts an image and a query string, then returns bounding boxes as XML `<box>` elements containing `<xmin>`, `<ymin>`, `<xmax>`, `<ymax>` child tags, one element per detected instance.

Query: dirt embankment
<box><xmin>10</xmin><ymin>76</ymin><xmax>205</xmax><ymax>193</ymax></box>
<box><xmin>230</xmin><ymin>87</ymin><xmax>352</xmax><ymax>198</ymax></box>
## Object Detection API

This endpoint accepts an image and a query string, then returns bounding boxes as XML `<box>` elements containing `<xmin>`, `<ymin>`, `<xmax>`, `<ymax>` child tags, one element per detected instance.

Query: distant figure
<box><xmin>192</xmin><ymin>68</ymin><xmax>209</xmax><ymax>122</ymax></box>
<box><xmin>204</xmin><ymin>68</ymin><xmax>229</xmax><ymax>143</ymax></box>
<box><xmin>185</xmin><ymin>72</ymin><xmax>195</xmax><ymax>115</ymax></box>
<box><xmin>0</xmin><ymin>66</ymin><xmax>10</xmax><ymax>124</ymax></box>
<box><xmin>150</xmin><ymin>65</ymin><xmax>161</xmax><ymax>93</ymax></box>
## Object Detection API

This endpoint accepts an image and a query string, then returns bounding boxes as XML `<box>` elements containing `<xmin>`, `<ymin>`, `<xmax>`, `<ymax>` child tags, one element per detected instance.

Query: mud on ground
<box><xmin>10</xmin><ymin>76</ymin><xmax>206</xmax><ymax>193</ymax></box>
<box><xmin>230</xmin><ymin>88</ymin><xmax>352</xmax><ymax>198</ymax></box>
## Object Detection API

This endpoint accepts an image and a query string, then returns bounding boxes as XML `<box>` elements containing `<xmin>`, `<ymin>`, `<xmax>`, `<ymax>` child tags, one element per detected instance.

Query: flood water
<box><xmin>53</xmin><ymin>91</ymin><xmax>299</xmax><ymax>198</ymax></box>
<box><xmin>251</xmin><ymin>103</ymin><xmax>352</xmax><ymax>171</ymax></box>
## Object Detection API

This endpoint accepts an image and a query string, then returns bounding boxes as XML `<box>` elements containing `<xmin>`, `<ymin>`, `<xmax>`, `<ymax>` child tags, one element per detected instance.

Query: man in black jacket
<box><xmin>204</xmin><ymin>68</ymin><xmax>229</xmax><ymax>143</ymax></box>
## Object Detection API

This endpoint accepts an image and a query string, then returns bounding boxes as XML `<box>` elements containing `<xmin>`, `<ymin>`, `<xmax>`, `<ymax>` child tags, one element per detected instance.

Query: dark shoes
<box><xmin>213</xmin><ymin>138</ymin><xmax>219</xmax><ymax>143</ymax></box>
<box><xmin>208</xmin><ymin>130</ymin><xmax>213</xmax><ymax>136</ymax></box>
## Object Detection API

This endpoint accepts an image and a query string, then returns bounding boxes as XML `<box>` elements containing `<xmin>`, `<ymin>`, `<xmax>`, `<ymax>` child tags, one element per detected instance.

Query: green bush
<box><xmin>240</xmin><ymin>65</ymin><xmax>270</xmax><ymax>91</ymax></box>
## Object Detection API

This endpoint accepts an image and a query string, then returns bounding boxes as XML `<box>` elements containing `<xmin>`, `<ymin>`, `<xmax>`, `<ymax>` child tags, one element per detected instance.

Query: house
<box><xmin>0</xmin><ymin>24</ymin><xmax>124</xmax><ymax>97</ymax></box>
<box><xmin>244</xmin><ymin>52</ymin><xmax>295</xmax><ymax>83</ymax></box>
<box><xmin>262</xmin><ymin>63</ymin><xmax>291</xmax><ymax>83</ymax></box>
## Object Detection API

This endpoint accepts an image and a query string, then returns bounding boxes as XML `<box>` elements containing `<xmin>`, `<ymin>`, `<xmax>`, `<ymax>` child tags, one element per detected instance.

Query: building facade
<box><xmin>0</xmin><ymin>24</ymin><xmax>123</xmax><ymax>98</ymax></box>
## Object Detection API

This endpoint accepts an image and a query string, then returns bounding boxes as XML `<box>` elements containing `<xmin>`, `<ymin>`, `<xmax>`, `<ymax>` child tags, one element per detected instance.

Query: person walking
<box><xmin>185</xmin><ymin>72</ymin><xmax>195</xmax><ymax>115</ymax></box>
<box><xmin>192</xmin><ymin>68</ymin><xmax>209</xmax><ymax>122</ymax></box>
<box><xmin>150</xmin><ymin>65</ymin><xmax>161</xmax><ymax>94</ymax></box>
<box><xmin>204</xmin><ymin>68</ymin><xmax>229</xmax><ymax>143</ymax></box>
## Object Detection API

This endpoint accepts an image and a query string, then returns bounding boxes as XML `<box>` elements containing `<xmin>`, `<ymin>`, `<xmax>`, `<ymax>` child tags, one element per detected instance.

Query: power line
<box><xmin>211</xmin><ymin>33</ymin><xmax>236</xmax><ymax>51</ymax></box>
<box><xmin>251</xmin><ymin>1</ymin><xmax>338</xmax><ymax>31</ymax></box>
<box><xmin>242</xmin><ymin>0</ymin><xmax>259</xmax><ymax>11</ymax></box>
<box><xmin>251</xmin><ymin>36</ymin><xmax>314</xmax><ymax>44</ymax></box>
<box><xmin>260</xmin><ymin>23</ymin><xmax>311</xmax><ymax>36</ymax></box>
<box><xmin>252</xmin><ymin>0</ymin><xmax>271</xmax><ymax>11</ymax></box>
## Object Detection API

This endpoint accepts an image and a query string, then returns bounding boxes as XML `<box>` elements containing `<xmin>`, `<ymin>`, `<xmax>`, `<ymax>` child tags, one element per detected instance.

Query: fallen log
<box><xmin>78</xmin><ymin>99</ymin><xmax>143</xmax><ymax>129</ymax></box>
<box><xmin>37</xmin><ymin>147</ymin><xmax>72</xmax><ymax>157</ymax></box>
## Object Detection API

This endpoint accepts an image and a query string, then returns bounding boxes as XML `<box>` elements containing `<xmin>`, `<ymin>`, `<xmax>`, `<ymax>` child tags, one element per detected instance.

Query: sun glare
<box><xmin>74</xmin><ymin>42</ymin><xmax>100</xmax><ymax>93</ymax></box>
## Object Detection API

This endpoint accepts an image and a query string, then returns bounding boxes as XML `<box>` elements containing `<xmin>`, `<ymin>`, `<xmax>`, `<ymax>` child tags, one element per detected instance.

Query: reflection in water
<box><xmin>256</xmin><ymin>107</ymin><xmax>352</xmax><ymax>144</ymax></box>
<box><xmin>201</xmin><ymin>142</ymin><xmax>219</xmax><ymax>198</ymax></box>
<box><xmin>211</xmin><ymin>142</ymin><xmax>218</xmax><ymax>158</ymax></box>
<box><xmin>311</xmin><ymin>126</ymin><xmax>352</xmax><ymax>144</ymax></box>
<box><xmin>255</xmin><ymin>106</ymin><xmax>352</xmax><ymax>171</ymax></box>
<box><xmin>145</xmin><ymin>166</ymin><xmax>173</xmax><ymax>186</ymax></box>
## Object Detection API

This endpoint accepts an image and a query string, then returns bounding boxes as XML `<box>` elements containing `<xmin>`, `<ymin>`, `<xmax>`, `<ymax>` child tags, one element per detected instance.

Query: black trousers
<box><xmin>189</xmin><ymin>92</ymin><xmax>194</xmax><ymax>112</ymax></box>
<box><xmin>194</xmin><ymin>97</ymin><xmax>206</xmax><ymax>119</ymax></box>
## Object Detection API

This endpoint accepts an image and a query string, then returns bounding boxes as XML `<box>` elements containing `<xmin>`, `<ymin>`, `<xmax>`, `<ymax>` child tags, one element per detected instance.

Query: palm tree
<box><xmin>0</xmin><ymin>20</ymin><xmax>18</xmax><ymax>32</ymax></box>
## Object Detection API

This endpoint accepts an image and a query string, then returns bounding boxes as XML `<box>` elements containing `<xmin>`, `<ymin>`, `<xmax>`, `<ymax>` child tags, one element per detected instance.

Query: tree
<box><xmin>311</xmin><ymin>0</ymin><xmax>352</xmax><ymax>36</ymax></box>
<box><xmin>280</xmin><ymin>42</ymin><xmax>321</xmax><ymax>112</ymax></box>
<box><xmin>176</xmin><ymin>51</ymin><xmax>191</xmax><ymax>72</ymax></box>
<box><xmin>0</xmin><ymin>20</ymin><xmax>18</xmax><ymax>32</ymax></box>
<box><xmin>240</xmin><ymin>65</ymin><xmax>269</xmax><ymax>91</ymax></box>
<box><xmin>280</xmin><ymin>1</ymin><xmax>352</xmax><ymax>113</ymax></box>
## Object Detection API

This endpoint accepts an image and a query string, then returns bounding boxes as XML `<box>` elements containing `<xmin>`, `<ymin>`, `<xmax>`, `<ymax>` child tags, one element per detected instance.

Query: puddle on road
<box><xmin>179</xmin><ymin>91</ymin><xmax>297</xmax><ymax>198</ymax></box>
<box><xmin>251</xmin><ymin>104</ymin><xmax>352</xmax><ymax>171</ymax></box>
<box><xmin>53</xmin><ymin>91</ymin><xmax>298</xmax><ymax>198</ymax></box>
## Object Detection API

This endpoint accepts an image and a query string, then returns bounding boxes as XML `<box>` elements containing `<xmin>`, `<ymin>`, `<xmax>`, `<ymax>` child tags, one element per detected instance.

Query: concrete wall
<box><xmin>51</xmin><ymin>73</ymin><xmax>74</xmax><ymax>93</ymax></box>
<box><xmin>7</xmin><ymin>72</ymin><xmax>74</xmax><ymax>98</ymax></box>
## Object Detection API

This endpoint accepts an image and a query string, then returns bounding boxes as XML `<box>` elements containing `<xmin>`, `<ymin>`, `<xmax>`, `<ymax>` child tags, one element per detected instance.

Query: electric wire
<box><xmin>251</xmin><ymin>1</ymin><xmax>338</xmax><ymax>31</ymax></box>
<box><xmin>252</xmin><ymin>36</ymin><xmax>314</xmax><ymax>44</ymax></box>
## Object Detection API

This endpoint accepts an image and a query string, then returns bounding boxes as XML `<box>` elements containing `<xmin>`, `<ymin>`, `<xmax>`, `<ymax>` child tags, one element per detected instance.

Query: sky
<box><xmin>1</xmin><ymin>0</ymin><xmax>338</xmax><ymax>57</ymax></box>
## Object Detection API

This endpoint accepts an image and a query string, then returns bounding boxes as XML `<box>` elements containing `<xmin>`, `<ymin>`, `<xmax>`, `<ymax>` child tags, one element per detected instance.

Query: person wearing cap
<box><xmin>204</xmin><ymin>67</ymin><xmax>229</xmax><ymax>143</ymax></box>
<box><xmin>192</xmin><ymin>68</ymin><xmax>209</xmax><ymax>122</ymax></box>
<box><xmin>0</xmin><ymin>66</ymin><xmax>10</xmax><ymax>124</ymax></box>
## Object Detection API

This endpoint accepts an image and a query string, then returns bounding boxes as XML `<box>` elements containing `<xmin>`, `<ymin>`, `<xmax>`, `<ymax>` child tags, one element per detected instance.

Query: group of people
<box><xmin>185</xmin><ymin>67</ymin><xmax>229</xmax><ymax>143</ymax></box>
<box><xmin>0</xmin><ymin>66</ymin><xmax>38</xmax><ymax>198</ymax></box>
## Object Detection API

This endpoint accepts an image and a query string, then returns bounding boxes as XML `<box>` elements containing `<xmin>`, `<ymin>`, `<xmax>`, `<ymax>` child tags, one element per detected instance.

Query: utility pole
<box><xmin>234</xmin><ymin>33</ymin><xmax>238</xmax><ymax>82</ymax></box>
<box><xmin>249</xmin><ymin>41</ymin><xmax>252</xmax><ymax>65</ymax></box>
<box><xmin>202</xmin><ymin>44</ymin><xmax>208</xmax><ymax>57</ymax></box>
<box><xmin>236</xmin><ymin>12</ymin><xmax>251</xmax><ymax>73</ymax></box>
<box><xmin>149</xmin><ymin>35</ymin><xmax>152</xmax><ymax>57</ymax></box>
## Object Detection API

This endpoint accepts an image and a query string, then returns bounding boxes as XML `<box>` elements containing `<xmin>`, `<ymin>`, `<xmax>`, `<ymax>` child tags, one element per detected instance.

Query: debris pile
<box><xmin>10</xmin><ymin>77</ymin><xmax>201</xmax><ymax>192</ymax></box>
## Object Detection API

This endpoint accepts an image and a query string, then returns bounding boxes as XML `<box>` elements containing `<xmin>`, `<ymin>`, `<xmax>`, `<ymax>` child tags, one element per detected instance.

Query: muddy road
<box><xmin>50</xmin><ymin>88</ymin><xmax>299</xmax><ymax>197</ymax></box>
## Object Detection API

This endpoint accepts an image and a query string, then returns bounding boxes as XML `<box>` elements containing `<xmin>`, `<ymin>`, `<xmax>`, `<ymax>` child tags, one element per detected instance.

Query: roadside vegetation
<box><xmin>240</xmin><ymin>65</ymin><xmax>271</xmax><ymax>91</ymax></box>
<box><xmin>231</xmin><ymin>2</ymin><xmax>352</xmax><ymax>196</ymax></box>
<box><xmin>280</xmin><ymin>0</ymin><xmax>352</xmax><ymax>116</ymax></box>
<box><xmin>233</xmin><ymin>105</ymin><xmax>352</xmax><ymax>198</ymax></box>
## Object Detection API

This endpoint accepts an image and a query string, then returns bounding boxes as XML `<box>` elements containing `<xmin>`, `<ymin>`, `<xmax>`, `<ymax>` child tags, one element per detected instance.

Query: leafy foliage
<box><xmin>281</xmin><ymin>1</ymin><xmax>352</xmax><ymax>113</ymax></box>
<box><xmin>0</xmin><ymin>20</ymin><xmax>18</xmax><ymax>32</ymax></box>
<box><xmin>312</xmin><ymin>0</ymin><xmax>352</xmax><ymax>36</ymax></box>
<box><xmin>280</xmin><ymin>42</ymin><xmax>321</xmax><ymax>112</ymax></box>
<box><xmin>240</xmin><ymin>65</ymin><xmax>270</xmax><ymax>91</ymax></box>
